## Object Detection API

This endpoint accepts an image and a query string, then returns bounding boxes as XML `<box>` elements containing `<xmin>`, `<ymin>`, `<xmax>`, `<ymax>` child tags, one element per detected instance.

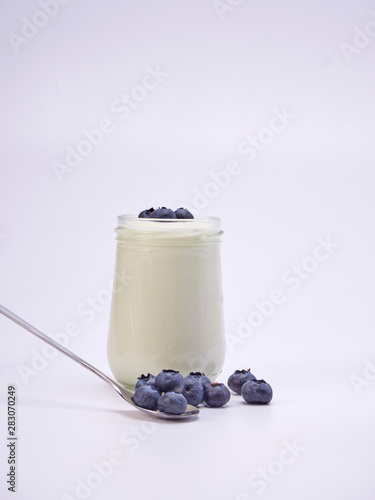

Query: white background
<box><xmin>1</xmin><ymin>0</ymin><xmax>375</xmax><ymax>499</ymax></box>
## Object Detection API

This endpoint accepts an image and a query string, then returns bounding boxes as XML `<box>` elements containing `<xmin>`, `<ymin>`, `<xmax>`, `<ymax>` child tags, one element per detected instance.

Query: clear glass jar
<box><xmin>107</xmin><ymin>215</ymin><xmax>226</xmax><ymax>389</ymax></box>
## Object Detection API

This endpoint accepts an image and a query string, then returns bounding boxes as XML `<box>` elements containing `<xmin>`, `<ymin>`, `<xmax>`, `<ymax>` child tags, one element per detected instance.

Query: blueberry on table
<box><xmin>182</xmin><ymin>379</ymin><xmax>204</xmax><ymax>406</ymax></box>
<box><xmin>204</xmin><ymin>382</ymin><xmax>231</xmax><ymax>407</ymax></box>
<box><xmin>155</xmin><ymin>369</ymin><xmax>184</xmax><ymax>393</ymax></box>
<box><xmin>134</xmin><ymin>373</ymin><xmax>156</xmax><ymax>391</ymax></box>
<box><xmin>184</xmin><ymin>371</ymin><xmax>211</xmax><ymax>390</ymax></box>
<box><xmin>150</xmin><ymin>207</ymin><xmax>177</xmax><ymax>219</ymax></box>
<box><xmin>227</xmin><ymin>369</ymin><xmax>257</xmax><ymax>395</ymax></box>
<box><xmin>138</xmin><ymin>207</ymin><xmax>155</xmax><ymax>218</ymax></box>
<box><xmin>133</xmin><ymin>385</ymin><xmax>160</xmax><ymax>410</ymax></box>
<box><xmin>157</xmin><ymin>392</ymin><xmax>188</xmax><ymax>415</ymax></box>
<box><xmin>241</xmin><ymin>379</ymin><xmax>273</xmax><ymax>404</ymax></box>
<box><xmin>174</xmin><ymin>207</ymin><xmax>194</xmax><ymax>219</ymax></box>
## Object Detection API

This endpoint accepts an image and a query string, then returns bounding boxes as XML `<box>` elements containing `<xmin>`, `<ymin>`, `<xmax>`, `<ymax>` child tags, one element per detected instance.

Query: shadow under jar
<box><xmin>107</xmin><ymin>215</ymin><xmax>226</xmax><ymax>390</ymax></box>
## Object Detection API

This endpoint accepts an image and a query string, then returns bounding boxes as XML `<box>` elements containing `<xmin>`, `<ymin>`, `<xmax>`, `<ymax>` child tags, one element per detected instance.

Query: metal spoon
<box><xmin>0</xmin><ymin>304</ymin><xmax>199</xmax><ymax>420</ymax></box>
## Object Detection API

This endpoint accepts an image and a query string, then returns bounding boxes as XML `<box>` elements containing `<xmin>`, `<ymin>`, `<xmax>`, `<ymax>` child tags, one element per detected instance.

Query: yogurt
<box><xmin>107</xmin><ymin>215</ymin><xmax>226</xmax><ymax>389</ymax></box>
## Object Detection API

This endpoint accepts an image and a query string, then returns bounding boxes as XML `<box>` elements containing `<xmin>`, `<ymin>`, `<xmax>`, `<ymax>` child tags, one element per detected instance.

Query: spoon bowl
<box><xmin>0</xmin><ymin>304</ymin><xmax>199</xmax><ymax>420</ymax></box>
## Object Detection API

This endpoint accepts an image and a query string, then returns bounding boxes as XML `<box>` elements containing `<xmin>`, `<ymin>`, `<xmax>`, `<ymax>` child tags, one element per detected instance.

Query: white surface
<box><xmin>1</xmin><ymin>0</ymin><xmax>375</xmax><ymax>499</ymax></box>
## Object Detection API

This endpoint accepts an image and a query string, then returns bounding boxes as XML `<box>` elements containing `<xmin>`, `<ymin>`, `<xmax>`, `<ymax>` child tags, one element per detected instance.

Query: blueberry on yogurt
<box><xmin>150</xmin><ymin>207</ymin><xmax>177</xmax><ymax>219</ymax></box>
<box><xmin>138</xmin><ymin>207</ymin><xmax>155</xmax><ymax>218</ymax></box>
<box><xmin>174</xmin><ymin>207</ymin><xmax>194</xmax><ymax>219</ymax></box>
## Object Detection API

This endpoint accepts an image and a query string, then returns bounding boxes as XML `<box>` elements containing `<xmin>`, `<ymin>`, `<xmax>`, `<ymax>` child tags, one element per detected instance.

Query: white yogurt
<box><xmin>107</xmin><ymin>216</ymin><xmax>226</xmax><ymax>389</ymax></box>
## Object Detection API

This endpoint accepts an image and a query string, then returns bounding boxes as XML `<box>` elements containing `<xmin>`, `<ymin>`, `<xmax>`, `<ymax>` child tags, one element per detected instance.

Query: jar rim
<box><xmin>117</xmin><ymin>215</ymin><xmax>221</xmax><ymax>232</ymax></box>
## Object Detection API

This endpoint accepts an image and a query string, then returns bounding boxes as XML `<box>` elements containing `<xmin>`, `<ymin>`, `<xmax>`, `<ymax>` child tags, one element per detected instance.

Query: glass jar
<box><xmin>107</xmin><ymin>215</ymin><xmax>226</xmax><ymax>389</ymax></box>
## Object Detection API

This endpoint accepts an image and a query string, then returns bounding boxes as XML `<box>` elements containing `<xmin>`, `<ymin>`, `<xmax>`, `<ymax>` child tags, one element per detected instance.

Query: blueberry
<box><xmin>174</xmin><ymin>207</ymin><xmax>194</xmax><ymax>219</ymax></box>
<box><xmin>157</xmin><ymin>392</ymin><xmax>187</xmax><ymax>415</ymax></box>
<box><xmin>138</xmin><ymin>207</ymin><xmax>155</xmax><ymax>218</ymax></box>
<box><xmin>133</xmin><ymin>385</ymin><xmax>160</xmax><ymax>410</ymax></box>
<box><xmin>241</xmin><ymin>379</ymin><xmax>273</xmax><ymax>404</ymax></box>
<box><xmin>184</xmin><ymin>371</ymin><xmax>211</xmax><ymax>390</ymax></box>
<box><xmin>227</xmin><ymin>369</ymin><xmax>257</xmax><ymax>395</ymax></box>
<box><xmin>150</xmin><ymin>207</ymin><xmax>177</xmax><ymax>219</ymax></box>
<box><xmin>155</xmin><ymin>369</ymin><xmax>184</xmax><ymax>393</ymax></box>
<box><xmin>134</xmin><ymin>373</ymin><xmax>156</xmax><ymax>392</ymax></box>
<box><xmin>204</xmin><ymin>382</ymin><xmax>231</xmax><ymax>407</ymax></box>
<box><xmin>182</xmin><ymin>379</ymin><xmax>204</xmax><ymax>406</ymax></box>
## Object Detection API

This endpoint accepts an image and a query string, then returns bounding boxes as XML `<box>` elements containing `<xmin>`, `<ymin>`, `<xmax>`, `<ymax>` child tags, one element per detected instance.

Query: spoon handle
<box><xmin>0</xmin><ymin>303</ymin><xmax>133</xmax><ymax>400</ymax></box>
